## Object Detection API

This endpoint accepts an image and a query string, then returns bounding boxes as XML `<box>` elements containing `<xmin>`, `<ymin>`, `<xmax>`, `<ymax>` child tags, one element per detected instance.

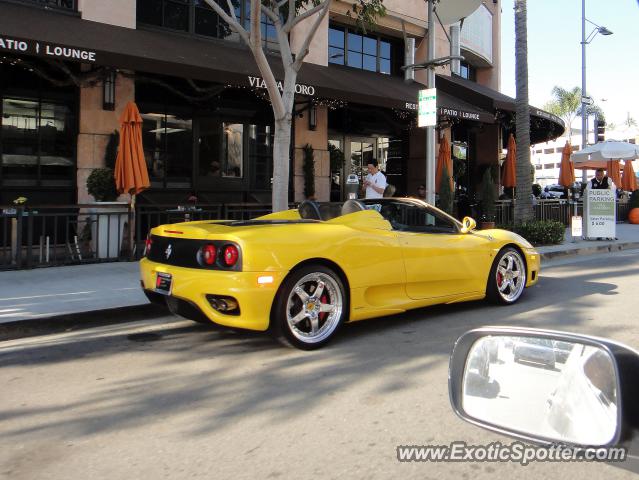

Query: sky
<box><xmin>500</xmin><ymin>0</ymin><xmax>639</xmax><ymax>128</ymax></box>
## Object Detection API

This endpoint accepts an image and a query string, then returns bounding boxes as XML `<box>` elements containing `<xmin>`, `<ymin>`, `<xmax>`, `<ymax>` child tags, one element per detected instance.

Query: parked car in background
<box><xmin>513</xmin><ymin>337</ymin><xmax>556</xmax><ymax>369</ymax></box>
<box><xmin>540</xmin><ymin>185</ymin><xmax>566</xmax><ymax>199</ymax></box>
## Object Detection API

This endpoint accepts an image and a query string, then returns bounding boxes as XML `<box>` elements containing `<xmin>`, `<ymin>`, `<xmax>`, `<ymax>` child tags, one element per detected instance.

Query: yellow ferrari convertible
<box><xmin>140</xmin><ymin>198</ymin><xmax>539</xmax><ymax>349</ymax></box>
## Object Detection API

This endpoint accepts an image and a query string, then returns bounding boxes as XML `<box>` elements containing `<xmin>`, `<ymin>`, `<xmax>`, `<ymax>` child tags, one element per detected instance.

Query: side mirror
<box><xmin>460</xmin><ymin>216</ymin><xmax>477</xmax><ymax>234</ymax></box>
<box><xmin>449</xmin><ymin>327</ymin><xmax>639</xmax><ymax>453</ymax></box>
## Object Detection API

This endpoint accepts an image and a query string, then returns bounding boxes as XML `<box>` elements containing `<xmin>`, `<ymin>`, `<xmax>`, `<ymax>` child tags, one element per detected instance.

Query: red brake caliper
<box><xmin>318</xmin><ymin>294</ymin><xmax>328</xmax><ymax>322</ymax></box>
<box><xmin>497</xmin><ymin>271</ymin><xmax>503</xmax><ymax>287</ymax></box>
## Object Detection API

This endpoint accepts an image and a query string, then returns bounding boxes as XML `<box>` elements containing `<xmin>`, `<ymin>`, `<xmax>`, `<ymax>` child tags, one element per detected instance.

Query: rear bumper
<box><xmin>139</xmin><ymin>258</ymin><xmax>286</xmax><ymax>331</ymax></box>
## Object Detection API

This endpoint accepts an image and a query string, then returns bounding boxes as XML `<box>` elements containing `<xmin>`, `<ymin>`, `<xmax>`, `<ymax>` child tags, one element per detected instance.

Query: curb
<box><xmin>539</xmin><ymin>242</ymin><xmax>639</xmax><ymax>262</ymax></box>
<box><xmin>0</xmin><ymin>303</ymin><xmax>166</xmax><ymax>342</ymax></box>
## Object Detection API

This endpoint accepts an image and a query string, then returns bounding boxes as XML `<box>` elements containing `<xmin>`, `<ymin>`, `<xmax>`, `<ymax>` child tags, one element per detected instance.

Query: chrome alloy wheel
<box><xmin>285</xmin><ymin>272</ymin><xmax>343</xmax><ymax>344</ymax></box>
<box><xmin>495</xmin><ymin>250</ymin><xmax>526</xmax><ymax>303</ymax></box>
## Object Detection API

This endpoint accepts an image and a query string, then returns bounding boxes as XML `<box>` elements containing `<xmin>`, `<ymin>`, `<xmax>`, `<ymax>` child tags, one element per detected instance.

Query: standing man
<box><xmin>586</xmin><ymin>168</ymin><xmax>615</xmax><ymax>191</ymax></box>
<box><xmin>363</xmin><ymin>159</ymin><xmax>387</xmax><ymax>199</ymax></box>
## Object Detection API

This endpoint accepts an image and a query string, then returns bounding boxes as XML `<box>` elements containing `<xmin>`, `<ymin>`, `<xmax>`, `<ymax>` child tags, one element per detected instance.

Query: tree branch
<box><xmin>285</xmin><ymin>1</ymin><xmax>326</xmax><ymax>33</ymax></box>
<box><xmin>226</xmin><ymin>0</ymin><xmax>239</xmax><ymax>24</ymax></box>
<box><xmin>261</xmin><ymin>3</ymin><xmax>281</xmax><ymax>24</ymax></box>
<box><xmin>292</xmin><ymin>0</ymin><xmax>331</xmax><ymax>71</ymax></box>
<box><xmin>287</xmin><ymin>0</ymin><xmax>294</xmax><ymax>25</ymax></box>
<box><xmin>248</xmin><ymin>0</ymin><xmax>285</xmax><ymax>119</ymax></box>
<box><xmin>202</xmin><ymin>0</ymin><xmax>250</xmax><ymax>45</ymax></box>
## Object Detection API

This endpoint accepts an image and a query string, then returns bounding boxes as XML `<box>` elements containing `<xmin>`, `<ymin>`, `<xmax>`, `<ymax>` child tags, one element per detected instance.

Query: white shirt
<box><xmin>364</xmin><ymin>171</ymin><xmax>387</xmax><ymax>199</ymax></box>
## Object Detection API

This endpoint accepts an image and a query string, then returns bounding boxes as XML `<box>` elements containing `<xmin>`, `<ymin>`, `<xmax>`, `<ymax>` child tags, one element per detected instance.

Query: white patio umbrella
<box><xmin>571</xmin><ymin>140</ymin><xmax>639</xmax><ymax>169</ymax></box>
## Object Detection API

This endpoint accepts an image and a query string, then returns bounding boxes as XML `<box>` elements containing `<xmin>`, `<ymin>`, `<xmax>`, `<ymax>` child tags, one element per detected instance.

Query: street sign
<box><xmin>418</xmin><ymin>88</ymin><xmax>437</xmax><ymax>127</ymax></box>
<box><xmin>581</xmin><ymin>96</ymin><xmax>593</xmax><ymax>106</ymax></box>
<box><xmin>584</xmin><ymin>189</ymin><xmax>616</xmax><ymax>239</ymax></box>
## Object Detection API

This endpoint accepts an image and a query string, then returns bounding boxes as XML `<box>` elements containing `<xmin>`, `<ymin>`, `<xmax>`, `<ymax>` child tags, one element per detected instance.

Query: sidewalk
<box><xmin>0</xmin><ymin>223</ymin><xmax>637</xmax><ymax>329</ymax></box>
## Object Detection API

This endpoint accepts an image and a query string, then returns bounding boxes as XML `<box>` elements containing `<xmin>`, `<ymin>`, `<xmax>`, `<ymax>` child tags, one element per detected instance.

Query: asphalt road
<box><xmin>2</xmin><ymin>250</ymin><xmax>639</xmax><ymax>480</ymax></box>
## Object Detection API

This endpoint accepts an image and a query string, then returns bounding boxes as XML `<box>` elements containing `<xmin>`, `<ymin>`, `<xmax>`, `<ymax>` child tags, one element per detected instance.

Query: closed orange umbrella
<box><xmin>622</xmin><ymin>160</ymin><xmax>637</xmax><ymax>191</ymax></box>
<box><xmin>115</xmin><ymin>101</ymin><xmax>149</xmax><ymax>196</ymax></box>
<box><xmin>435</xmin><ymin>137</ymin><xmax>453</xmax><ymax>193</ymax></box>
<box><xmin>558</xmin><ymin>141</ymin><xmax>575</xmax><ymax>187</ymax></box>
<box><xmin>501</xmin><ymin>133</ymin><xmax>517</xmax><ymax>188</ymax></box>
<box><xmin>606</xmin><ymin>159</ymin><xmax>622</xmax><ymax>187</ymax></box>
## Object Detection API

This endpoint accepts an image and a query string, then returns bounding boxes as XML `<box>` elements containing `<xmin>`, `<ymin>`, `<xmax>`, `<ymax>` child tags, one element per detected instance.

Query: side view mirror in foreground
<box><xmin>460</xmin><ymin>216</ymin><xmax>477</xmax><ymax>234</ymax></box>
<box><xmin>449</xmin><ymin>327</ymin><xmax>639</xmax><ymax>456</ymax></box>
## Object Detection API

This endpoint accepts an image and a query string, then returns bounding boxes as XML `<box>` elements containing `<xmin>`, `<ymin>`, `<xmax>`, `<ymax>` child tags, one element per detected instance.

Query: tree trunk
<box><xmin>514</xmin><ymin>0</ymin><xmax>533</xmax><ymax>222</ymax></box>
<box><xmin>271</xmin><ymin>72</ymin><xmax>297</xmax><ymax>212</ymax></box>
<box><xmin>272</xmin><ymin>114</ymin><xmax>293</xmax><ymax>212</ymax></box>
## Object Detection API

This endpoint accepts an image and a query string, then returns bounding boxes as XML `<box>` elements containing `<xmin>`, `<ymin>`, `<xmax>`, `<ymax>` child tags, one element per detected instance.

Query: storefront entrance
<box><xmin>328</xmin><ymin>135</ymin><xmax>396</xmax><ymax>201</ymax></box>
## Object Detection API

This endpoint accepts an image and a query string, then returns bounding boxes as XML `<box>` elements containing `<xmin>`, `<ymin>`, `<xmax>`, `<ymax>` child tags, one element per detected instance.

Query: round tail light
<box><xmin>144</xmin><ymin>234</ymin><xmax>153</xmax><ymax>256</ymax></box>
<box><xmin>202</xmin><ymin>244</ymin><xmax>217</xmax><ymax>266</ymax></box>
<box><xmin>223</xmin><ymin>245</ymin><xmax>239</xmax><ymax>267</ymax></box>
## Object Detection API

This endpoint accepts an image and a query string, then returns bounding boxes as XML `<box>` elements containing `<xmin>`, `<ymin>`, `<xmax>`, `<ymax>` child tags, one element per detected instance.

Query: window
<box><xmin>459</xmin><ymin>61</ymin><xmax>476</xmax><ymax>81</ymax></box>
<box><xmin>142</xmin><ymin>112</ymin><xmax>193</xmax><ymax>187</ymax></box>
<box><xmin>249</xmin><ymin>124</ymin><xmax>274</xmax><ymax>190</ymax></box>
<box><xmin>12</xmin><ymin>0</ymin><xmax>75</xmax><ymax>10</ymax></box>
<box><xmin>199</xmin><ymin>119</ymin><xmax>243</xmax><ymax>178</ymax></box>
<box><xmin>1</xmin><ymin>98</ymin><xmax>76</xmax><ymax>186</ymax></box>
<box><xmin>137</xmin><ymin>0</ymin><xmax>278</xmax><ymax>49</ymax></box>
<box><xmin>365</xmin><ymin>200</ymin><xmax>457</xmax><ymax>233</ymax></box>
<box><xmin>328</xmin><ymin>24</ymin><xmax>396</xmax><ymax>75</ymax></box>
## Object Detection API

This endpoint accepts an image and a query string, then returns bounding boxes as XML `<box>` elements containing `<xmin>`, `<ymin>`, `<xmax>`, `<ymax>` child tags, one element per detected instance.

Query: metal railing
<box><xmin>0</xmin><ymin>199</ymin><xmax>631</xmax><ymax>270</ymax></box>
<box><xmin>495</xmin><ymin>198</ymin><xmax>629</xmax><ymax>226</ymax></box>
<box><xmin>1</xmin><ymin>202</ymin><xmax>296</xmax><ymax>270</ymax></box>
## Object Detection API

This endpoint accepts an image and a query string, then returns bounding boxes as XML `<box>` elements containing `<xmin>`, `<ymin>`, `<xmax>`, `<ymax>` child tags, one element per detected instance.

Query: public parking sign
<box><xmin>418</xmin><ymin>88</ymin><xmax>437</xmax><ymax>127</ymax></box>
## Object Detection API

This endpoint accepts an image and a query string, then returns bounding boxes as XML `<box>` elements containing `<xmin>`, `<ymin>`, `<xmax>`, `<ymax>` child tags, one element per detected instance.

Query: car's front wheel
<box><xmin>486</xmin><ymin>247</ymin><xmax>527</xmax><ymax>305</ymax></box>
<box><xmin>271</xmin><ymin>265</ymin><xmax>347</xmax><ymax>350</ymax></box>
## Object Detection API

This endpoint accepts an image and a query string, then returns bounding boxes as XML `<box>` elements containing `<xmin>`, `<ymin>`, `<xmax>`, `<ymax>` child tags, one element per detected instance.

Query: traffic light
<box><xmin>596</xmin><ymin>119</ymin><xmax>606</xmax><ymax>143</ymax></box>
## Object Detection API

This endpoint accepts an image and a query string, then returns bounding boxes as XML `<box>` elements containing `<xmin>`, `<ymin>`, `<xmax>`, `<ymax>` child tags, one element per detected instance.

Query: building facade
<box><xmin>0</xmin><ymin>0</ymin><xmax>563</xmax><ymax>209</ymax></box>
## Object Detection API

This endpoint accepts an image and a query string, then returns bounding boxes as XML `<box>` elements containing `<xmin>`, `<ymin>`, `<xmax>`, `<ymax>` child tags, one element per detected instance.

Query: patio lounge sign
<box><xmin>0</xmin><ymin>36</ymin><xmax>97</xmax><ymax>62</ymax></box>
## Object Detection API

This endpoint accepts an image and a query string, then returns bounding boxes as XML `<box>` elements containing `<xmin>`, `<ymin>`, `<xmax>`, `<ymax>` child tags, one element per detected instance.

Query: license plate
<box><xmin>155</xmin><ymin>272</ymin><xmax>173</xmax><ymax>295</ymax></box>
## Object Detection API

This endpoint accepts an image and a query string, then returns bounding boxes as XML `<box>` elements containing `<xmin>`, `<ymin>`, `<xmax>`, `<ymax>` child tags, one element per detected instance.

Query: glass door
<box><xmin>349</xmin><ymin>137</ymin><xmax>375</xmax><ymax>188</ymax></box>
<box><xmin>328</xmin><ymin>136</ymin><xmax>344</xmax><ymax>202</ymax></box>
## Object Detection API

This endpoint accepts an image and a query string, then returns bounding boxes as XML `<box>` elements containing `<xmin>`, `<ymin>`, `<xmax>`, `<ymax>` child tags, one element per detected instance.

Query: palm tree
<box><xmin>543</xmin><ymin>86</ymin><xmax>580</xmax><ymax>138</ymax></box>
<box><xmin>543</xmin><ymin>86</ymin><xmax>605</xmax><ymax>138</ymax></box>
<box><xmin>514</xmin><ymin>0</ymin><xmax>533</xmax><ymax>222</ymax></box>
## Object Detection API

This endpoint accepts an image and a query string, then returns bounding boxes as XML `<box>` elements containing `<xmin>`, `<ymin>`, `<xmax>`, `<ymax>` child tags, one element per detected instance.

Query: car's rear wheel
<box><xmin>487</xmin><ymin>247</ymin><xmax>527</xmax><ymax>304</ymax></box>
<box><xmin>271</xmin><ymin>265</ymin><xmax>346</xmax><ymax>350</ymax></box>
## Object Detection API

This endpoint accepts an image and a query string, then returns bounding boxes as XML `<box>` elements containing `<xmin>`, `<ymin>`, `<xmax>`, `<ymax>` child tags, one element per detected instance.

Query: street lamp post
<box><xmin>402</xmin><ymin>0</ymin><xmax>463</xmax><ymax>205</ymax></box>
<box><xmin>581</xmin><ymin>0</ymin><xmax>613</xmax><ymax>182</ymax></box>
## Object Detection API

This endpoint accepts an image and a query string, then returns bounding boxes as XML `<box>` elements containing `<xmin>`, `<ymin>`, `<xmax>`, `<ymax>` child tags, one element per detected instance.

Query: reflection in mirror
<box><xmin>462</xmin><ymin>336</ymin><xmax>617</xmax><ymax>446</ymax></box>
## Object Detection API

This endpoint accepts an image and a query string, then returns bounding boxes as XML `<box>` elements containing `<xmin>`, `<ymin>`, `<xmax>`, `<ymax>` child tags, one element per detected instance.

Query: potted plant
<box><xmin>480</xmin><ymin>167</ymin><xmax>497</xmax><ymax>229</ymax></box>
<box><xmin>628</xmin><ymin>189</ymin><xmax>639</xmax><ymax>224</ymax></box>
<box><xmin>87</xmin><ymin>168</ymin><xmax>119</xmax><ymax>202</ymax></box>
<box><xmin>86</xmin><ymin>167</ymin><xmax>127</xmax><ymax>259</ymax></box>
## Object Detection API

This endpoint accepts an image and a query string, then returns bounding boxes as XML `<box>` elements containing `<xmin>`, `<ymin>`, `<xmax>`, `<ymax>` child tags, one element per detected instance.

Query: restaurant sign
<box><xmin>248</xmin><ymin>76</ymin><xmax>315</xmax><ymax>96</ymax></box>
<box><xmin>0</xmin><ymin>35</ymin><xmax>97</xmax><ymax>62</ymax></box>
<box><xmin>439</xmin><ymin>108</ymin><xmax>481</xmax><ymax>121</ymax></box>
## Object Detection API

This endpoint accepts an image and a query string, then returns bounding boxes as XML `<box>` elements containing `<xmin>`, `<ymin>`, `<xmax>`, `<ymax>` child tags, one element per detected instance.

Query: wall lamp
<box><xmin>308</xmin><ymin>103</ymin><xmax>317</xmax><ymax>131</ymax></box>
<box><xmin>103</xmin><ymin>71</ymin><xmax>116</xmax><ymax>111</ymax></box>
